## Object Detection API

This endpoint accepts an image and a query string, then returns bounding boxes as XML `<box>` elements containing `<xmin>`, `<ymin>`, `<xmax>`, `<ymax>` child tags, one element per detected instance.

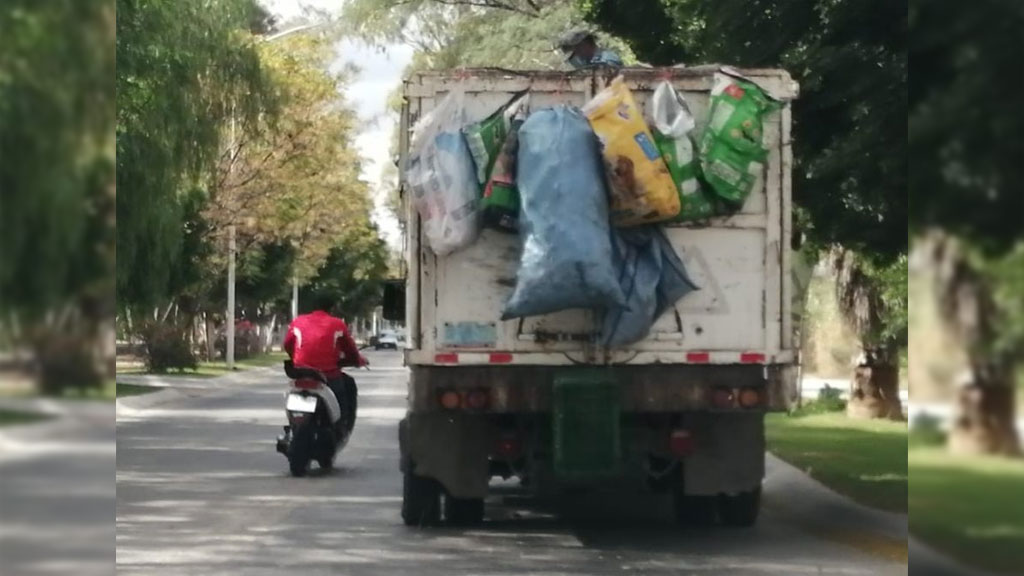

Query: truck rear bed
<box><xmin>401</xmin><ymin>68</ymin><xmax>799</xmax><ymax>369</ymax></box>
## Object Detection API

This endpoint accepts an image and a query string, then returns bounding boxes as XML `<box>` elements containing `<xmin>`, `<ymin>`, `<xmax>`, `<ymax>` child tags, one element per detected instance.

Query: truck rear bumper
<box><xmin>407</xmin><ymin>364</ymin><xmax>798</xmax><ymax>413</ymax></box>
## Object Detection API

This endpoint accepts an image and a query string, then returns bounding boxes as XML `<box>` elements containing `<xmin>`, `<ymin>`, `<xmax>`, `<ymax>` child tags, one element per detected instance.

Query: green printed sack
<box><xmin>650</xmin><ymin>81</ymin><xmax>720</xmax><ymax>222</ymax></box>
<box><xmin>700</xmin><ymin>71</ymin><xmax>781</xmax><ymax>206</ymax></box>
<box><xmin>482</xmin><ymin>113</ymin><xmax>525</xmax><ymax>232</ymax></box>
<box><xmin>462</xmin><ymin>92</ymin><xmax>528</xmax><ymax>186</ymax></box>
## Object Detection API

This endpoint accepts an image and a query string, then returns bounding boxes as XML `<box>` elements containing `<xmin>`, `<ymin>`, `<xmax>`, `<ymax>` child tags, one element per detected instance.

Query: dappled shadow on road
<box><xmin>116</xmin><ymin>368</ymin><xmax>904</xmax><ymax>576</ymax></box>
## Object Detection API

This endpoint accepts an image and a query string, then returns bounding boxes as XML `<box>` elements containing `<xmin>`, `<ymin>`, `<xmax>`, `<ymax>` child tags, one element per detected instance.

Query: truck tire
<box><xmin>444</xmin><ymin>496</ymin><xmax>484</xmax><ymax>526</ymax></box>
<box><xmin>402</xmin><ymin>468</ymin><xmax>441</xmax><ymax>527</ymax></box>
<box><xmin>673</xmin><ymin>490</ymin><xmax>716</xmax><ymax>527</ymax></box>
<box><xmin>719</xmin><ymin>487</ymin><xmax>761</xmax><ymax>528</ymax></box>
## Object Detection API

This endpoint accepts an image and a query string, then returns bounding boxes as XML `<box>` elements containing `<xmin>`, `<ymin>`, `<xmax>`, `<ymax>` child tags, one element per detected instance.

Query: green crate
<box><xmin>552</xmin><ymin>369</ymin><xmax>621</xmax><ymax>480</ymax></box>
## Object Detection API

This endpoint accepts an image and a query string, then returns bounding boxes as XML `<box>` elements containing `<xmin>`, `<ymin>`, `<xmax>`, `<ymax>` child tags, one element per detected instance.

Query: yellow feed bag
<box><xmin>583</xmin><ymin>77</ymin><xmax>681</xmax><ymax>227</ymax></box>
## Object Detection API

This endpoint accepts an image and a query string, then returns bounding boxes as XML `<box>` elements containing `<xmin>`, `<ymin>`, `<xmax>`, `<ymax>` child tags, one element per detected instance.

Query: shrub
<box><xmin>214</xmin><ymin>320</ymin><xmax>261</xmax><ymax>360</ymax></box>
<box><xmin>32</xmin><ymin>331</ymin><xmax>104</xmax><ymax>396</ymax></box>
<box><xmin>909</xmin><ymin>412</ymin><xmax>947</xmax><ymax>448</ymax></box>
<box><xmin>791</xmin><ymin>384</ymin><xmax>847</xmax><ymax>416</ymax></box>
<box><xmin>140</xmin><ymin>322</ymin><xmax>197</xmax><ymax>373</ymax></box>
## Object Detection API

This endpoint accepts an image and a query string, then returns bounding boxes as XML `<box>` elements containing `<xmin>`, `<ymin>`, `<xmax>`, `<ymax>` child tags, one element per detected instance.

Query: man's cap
<box><xmin>557</xmin><ymin>29</ymin><xmax>595</xmax><ymax>52</ymax></box>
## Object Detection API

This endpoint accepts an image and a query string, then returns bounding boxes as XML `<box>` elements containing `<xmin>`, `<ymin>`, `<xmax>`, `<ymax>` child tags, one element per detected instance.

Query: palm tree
<box><xmin>831</xmin><ymin>248</ymin><xmax>906</xmax><ymax>420</ymax></box>
<box><xmin>927</xmin><ymin>233</ymin><xmax>1020</xmax><ymax>456</ymax></box>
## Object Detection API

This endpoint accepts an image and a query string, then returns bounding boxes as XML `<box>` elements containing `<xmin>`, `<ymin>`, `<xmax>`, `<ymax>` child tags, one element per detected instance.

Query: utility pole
<box><xmin>226</xmin><ymin>22</ymin><xmax>326</xmax><ymax>370</ymax></box>
<box><xmin>291</xmin><ymin>275</ymin><xmax>299</xmax><ymax>320</ymax></box>
<box><xmin>226</xmin><ymin>224</ymin><xmax>236</xmax><ymax>369</ymax></box>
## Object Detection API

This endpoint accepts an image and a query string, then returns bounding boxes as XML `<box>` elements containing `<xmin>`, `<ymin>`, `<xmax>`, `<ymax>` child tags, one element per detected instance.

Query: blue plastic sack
<box><xmin>501</xmin><ymin>107</ymin><xmax>627</xmax><ymax>320</ymax></box>
<box><xmin>601</xmin><ymin>226</ymin><xmax>698</xmax><ymax>347</ymax></box>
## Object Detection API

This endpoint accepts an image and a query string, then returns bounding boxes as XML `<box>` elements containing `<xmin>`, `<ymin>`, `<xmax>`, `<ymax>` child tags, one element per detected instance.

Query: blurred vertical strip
<box><xmin>909</xmin><ymin>0</ymin><xmax>1024</xmax><ymax>456</ymax></box>
<box><xmin>0</xmin><ymin>2</ymin><xmax>116</xmax><ymax>575</ymax></box>
<box><xmin>0</xmin><ymin>0</ymin><xmax>116</xmax><ymax>391</ymax></box>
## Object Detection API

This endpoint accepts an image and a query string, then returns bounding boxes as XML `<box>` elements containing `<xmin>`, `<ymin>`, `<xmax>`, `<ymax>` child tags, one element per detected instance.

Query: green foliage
<box><xmin>116</xmin><ymin>0</ymin><xmax>275</xmax><ymax>307</ymax></box>
<box><xmin>909</xmin><ymin>3</ymin><xmax>1024</xmax><ymax>376</ymax></box>
<box><xmin>582</xmin><ymin>0</ymin><xmax>907</xmax><ymax>264</ymax></box>
<box><xmin>140</xmin><ymin>322</ymin><xmax>199</xmax><ymax>374</ymax></box>
<box><xmin>0</xmin><ymin>0</ymin><xmax>114</xmax><ymax>320</ymax></box>
<box><xmin>343</xmin><ymin>0</ymin><xmax>634</xmax><ymax>70</ymax></box>
<box><xmin>909</xmin><ymin>0</ymin><xmax>1024</xmax><ymax>255</ymax></box>
<box><xmin>301</xmin><ymin>223</ymin><xmax>391</xmax><ymax>320</ymax></box>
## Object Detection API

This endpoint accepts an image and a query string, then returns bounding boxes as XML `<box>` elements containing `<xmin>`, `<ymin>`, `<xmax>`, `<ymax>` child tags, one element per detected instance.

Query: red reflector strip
<box><xmin>489</xmin><ymin>353</ymin><xmax>513</xmax><ymax>364</ymax></box>
<box><xmin>687</xmin><ymin>352</ymin><xmax>710</xmax><ymax>363</ymax></box>
<box><xmin>435</xmin><ymin>353</ymin><xmax>459</xmax><ymax>364</ymax></box>
<box><xmin>740</xmin><ymin>352</ymin><xmax>766</xmax><ymax>364</ymax></box>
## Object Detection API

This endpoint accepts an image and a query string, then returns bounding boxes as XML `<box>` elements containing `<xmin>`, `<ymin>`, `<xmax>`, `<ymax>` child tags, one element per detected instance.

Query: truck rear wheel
<box><xmin>444</xmin><ymin>496</ymin><xmax>484</xmax><ymax>526</ymax></box>
<box><xmin>402</xmin><ymin>468</ymin><xmax>441</xmax><ymax>527</ymax></box>
<box><xmin>719</xmin><ymin>487</ymin><xmax>761</xmax><ymax>528</ymax></box>
<box><xmin>673</xmin><ymin>490</ymin><xmax>717</xmax><ymax>527</ymax></box>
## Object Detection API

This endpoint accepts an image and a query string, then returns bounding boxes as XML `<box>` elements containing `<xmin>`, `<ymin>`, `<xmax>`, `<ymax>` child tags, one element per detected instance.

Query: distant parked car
<box><xmin>375</xmin><ymin>331</ymin><xmax>399</xmax><ymax>351</ymax></box>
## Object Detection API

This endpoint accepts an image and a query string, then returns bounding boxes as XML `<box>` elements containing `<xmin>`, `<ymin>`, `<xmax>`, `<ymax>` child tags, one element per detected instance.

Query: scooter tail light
<box><xmin>294</xmin><ymin>379</ymin><xmax>319</xmax><ymax>390</ymax></box>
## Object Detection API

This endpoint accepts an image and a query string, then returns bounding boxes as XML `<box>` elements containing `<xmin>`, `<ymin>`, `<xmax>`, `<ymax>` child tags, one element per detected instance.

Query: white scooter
<box><xmin>275</xmin><ymin>359</ymin><xmax>360</xmax><ymax>477</ymax></box>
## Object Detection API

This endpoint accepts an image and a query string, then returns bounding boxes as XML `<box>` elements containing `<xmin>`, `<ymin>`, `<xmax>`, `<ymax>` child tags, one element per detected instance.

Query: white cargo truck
<box><xmin>386</xmin><ymin>67</ymin><xmax>800</xmax><ymax>527</ymax></box>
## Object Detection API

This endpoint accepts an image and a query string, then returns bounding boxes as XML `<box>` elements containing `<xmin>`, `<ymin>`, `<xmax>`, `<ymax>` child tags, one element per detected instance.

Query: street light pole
<box><xmin>226</xmin><ymin>22</ymin><xmax>327</xmax><ymax>369</ymax></box>
<box><xmin>227</xmin><ymin>224</ymin><xmax>236</xmax><ymax>369</ymax></box>
<box><xmin>291</xmin><ymin>275</ymin><xmax>299</xmax><ymax>320</ymax></box>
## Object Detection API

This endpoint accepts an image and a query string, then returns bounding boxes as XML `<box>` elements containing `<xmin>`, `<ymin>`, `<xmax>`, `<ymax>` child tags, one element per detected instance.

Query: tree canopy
<box><xmin>582</xmin><ymin>0</ymin><xmax>907</xmax><ymax>265</ymax></box>
<box><xmin>0</xmin><ymin>0</ymin><xmax>115</xmax><ymax>322</ymax></box>
<box><xmin>116</xmin><ymin>0</ymin><xmax>275</xmax><ymax>307</ymax></box>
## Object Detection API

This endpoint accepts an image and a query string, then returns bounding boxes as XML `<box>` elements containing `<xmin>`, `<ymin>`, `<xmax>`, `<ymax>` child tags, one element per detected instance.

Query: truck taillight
<box><xmin>738</xmin><ymin>388</ymin><xmax>761</xmax><ymax>408</ymax></box>
<box><xmin>465</xmin><ymin>388</ymin><xmax>490</xmax><ymax>410</ymax></box>
<box><xmin>439</xmin><ymin>389</ymin><xmax>461</xmax><ymax>410</ymax></box>
<box><xmin>669</xmin><ymin>430</ymin><xmax>694</xmax><ymax>458</ymax></box>
<box><xmin>711</xmin><ymin>387</ymin><xmax>736</xmax><ymax>409</ymax></box>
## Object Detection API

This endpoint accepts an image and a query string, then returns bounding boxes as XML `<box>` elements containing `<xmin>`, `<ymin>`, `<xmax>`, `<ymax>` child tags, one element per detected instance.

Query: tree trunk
<box><xmin>948</xmin><ymin>363</ymin><xmax>1021</xmax><ymax>456</ymax></box>
<box><xmin>929</xmin><ymin>233</ymin><xmax>1021</xmax><ymax>456</ymax></box>
<box><xmin>847</xmin><ymin>356</ymin><xmax>903</xmax><ymax>420</ymax></box>
<box><xmin>204</xmin><ymin>313</ymin><xmax>216</xmax><ymax>361</ymax></box>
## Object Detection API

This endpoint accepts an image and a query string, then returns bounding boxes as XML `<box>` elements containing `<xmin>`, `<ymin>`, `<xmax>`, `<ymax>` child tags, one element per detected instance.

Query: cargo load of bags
<box><xmin>403</xmin><ymin>70</ymin><xmax>779</xmax><ymax>345</ymax></box>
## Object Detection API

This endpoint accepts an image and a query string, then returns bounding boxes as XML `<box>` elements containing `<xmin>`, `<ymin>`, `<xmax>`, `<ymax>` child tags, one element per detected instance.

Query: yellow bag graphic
<box><xmin>583</xmin><ymin>77</ymin><xmax>681</xmax><ymax>227</ymax></box>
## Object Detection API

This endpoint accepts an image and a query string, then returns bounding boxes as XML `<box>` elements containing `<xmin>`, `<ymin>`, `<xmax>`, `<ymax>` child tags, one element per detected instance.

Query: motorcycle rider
<box><xmin>282</xmin><ymin>294</ymin><xmax>366</xmax><ymax>435</ymax></box>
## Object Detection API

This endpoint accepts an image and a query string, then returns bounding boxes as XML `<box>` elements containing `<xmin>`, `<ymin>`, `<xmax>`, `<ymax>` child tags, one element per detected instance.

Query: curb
<box><xmin>765</xmin><ymin>452</ymin><xmax>908</xmax><ymax>542</ymax></box>
<box><xmin>115</xmin><ymin>388</ymin><xmax>185</xmax><ymax>416</ymax></box>
<box><xmin>115</xmin><ymin>366</ymin><xmax>276</xmax><ymax>417</ymax></box>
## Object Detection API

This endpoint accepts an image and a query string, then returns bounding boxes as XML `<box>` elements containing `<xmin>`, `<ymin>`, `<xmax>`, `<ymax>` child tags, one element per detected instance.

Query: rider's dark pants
<box><xmin>325</xmin><ymin>374</ymin><xmax>357</xmax><ymax>434</ymax></box>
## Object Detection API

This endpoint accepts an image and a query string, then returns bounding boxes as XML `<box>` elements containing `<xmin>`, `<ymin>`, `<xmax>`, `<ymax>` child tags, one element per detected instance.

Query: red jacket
<box><xmin>283</xmin><ymin>311</ymin><xmax>364</xmax><ymax>377</ymax></box>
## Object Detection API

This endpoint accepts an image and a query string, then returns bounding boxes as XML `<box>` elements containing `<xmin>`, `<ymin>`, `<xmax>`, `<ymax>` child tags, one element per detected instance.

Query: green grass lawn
<box><xmin>0</xmin><ymin>408</ymin><xmax>50</xmax><ymax>427</ymax></box>
<box><xmin>116</xmin><ymin>351</ymin><xmax>287</xmax><ymax>379</ymax></box>
<box><xmin>766</xmin><ymin>411</ymin><xmax>908</xmax><ymax>513</ymax></box>
<box><xmin>910</xmin><ymin>449</ymin><xmax>1024</xmax><ymax>575</ymax></box>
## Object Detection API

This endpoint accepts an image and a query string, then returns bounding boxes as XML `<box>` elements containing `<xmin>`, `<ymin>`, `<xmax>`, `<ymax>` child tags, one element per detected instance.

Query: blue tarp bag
<box><xmin>501</xmin><ymin>107</ymin><xmax>627</xmax><ymax>320</ymax></box>
<box><xmin>601</xmin><ymin>226</ymin><xmax>699</xmax><ymax>347</ymax></box>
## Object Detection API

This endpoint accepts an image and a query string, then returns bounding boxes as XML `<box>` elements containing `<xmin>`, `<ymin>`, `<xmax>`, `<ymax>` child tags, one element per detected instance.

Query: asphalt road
<box><xmin>115</xmin><ymin>351</ymin><xmax>908</xmax><ymax>576</ymax></box>
<box><xmin>0</xmin><ymin>399</ymin><xmax>115</xmax><ymax>576</ymax></box>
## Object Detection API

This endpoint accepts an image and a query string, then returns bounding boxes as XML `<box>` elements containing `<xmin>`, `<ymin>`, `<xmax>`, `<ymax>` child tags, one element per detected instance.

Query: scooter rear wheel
<box><xmin>288</xmin><ymin>423</ymin><xmax>314</xmax><ymax>477</ymax></box>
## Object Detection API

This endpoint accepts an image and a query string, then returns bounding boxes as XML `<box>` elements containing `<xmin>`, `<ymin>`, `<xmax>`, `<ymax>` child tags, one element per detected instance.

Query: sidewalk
<box><xmin>115</xmin><ymin>366</ymin><xmax>275</xmax><ymax>415</ymax></box>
